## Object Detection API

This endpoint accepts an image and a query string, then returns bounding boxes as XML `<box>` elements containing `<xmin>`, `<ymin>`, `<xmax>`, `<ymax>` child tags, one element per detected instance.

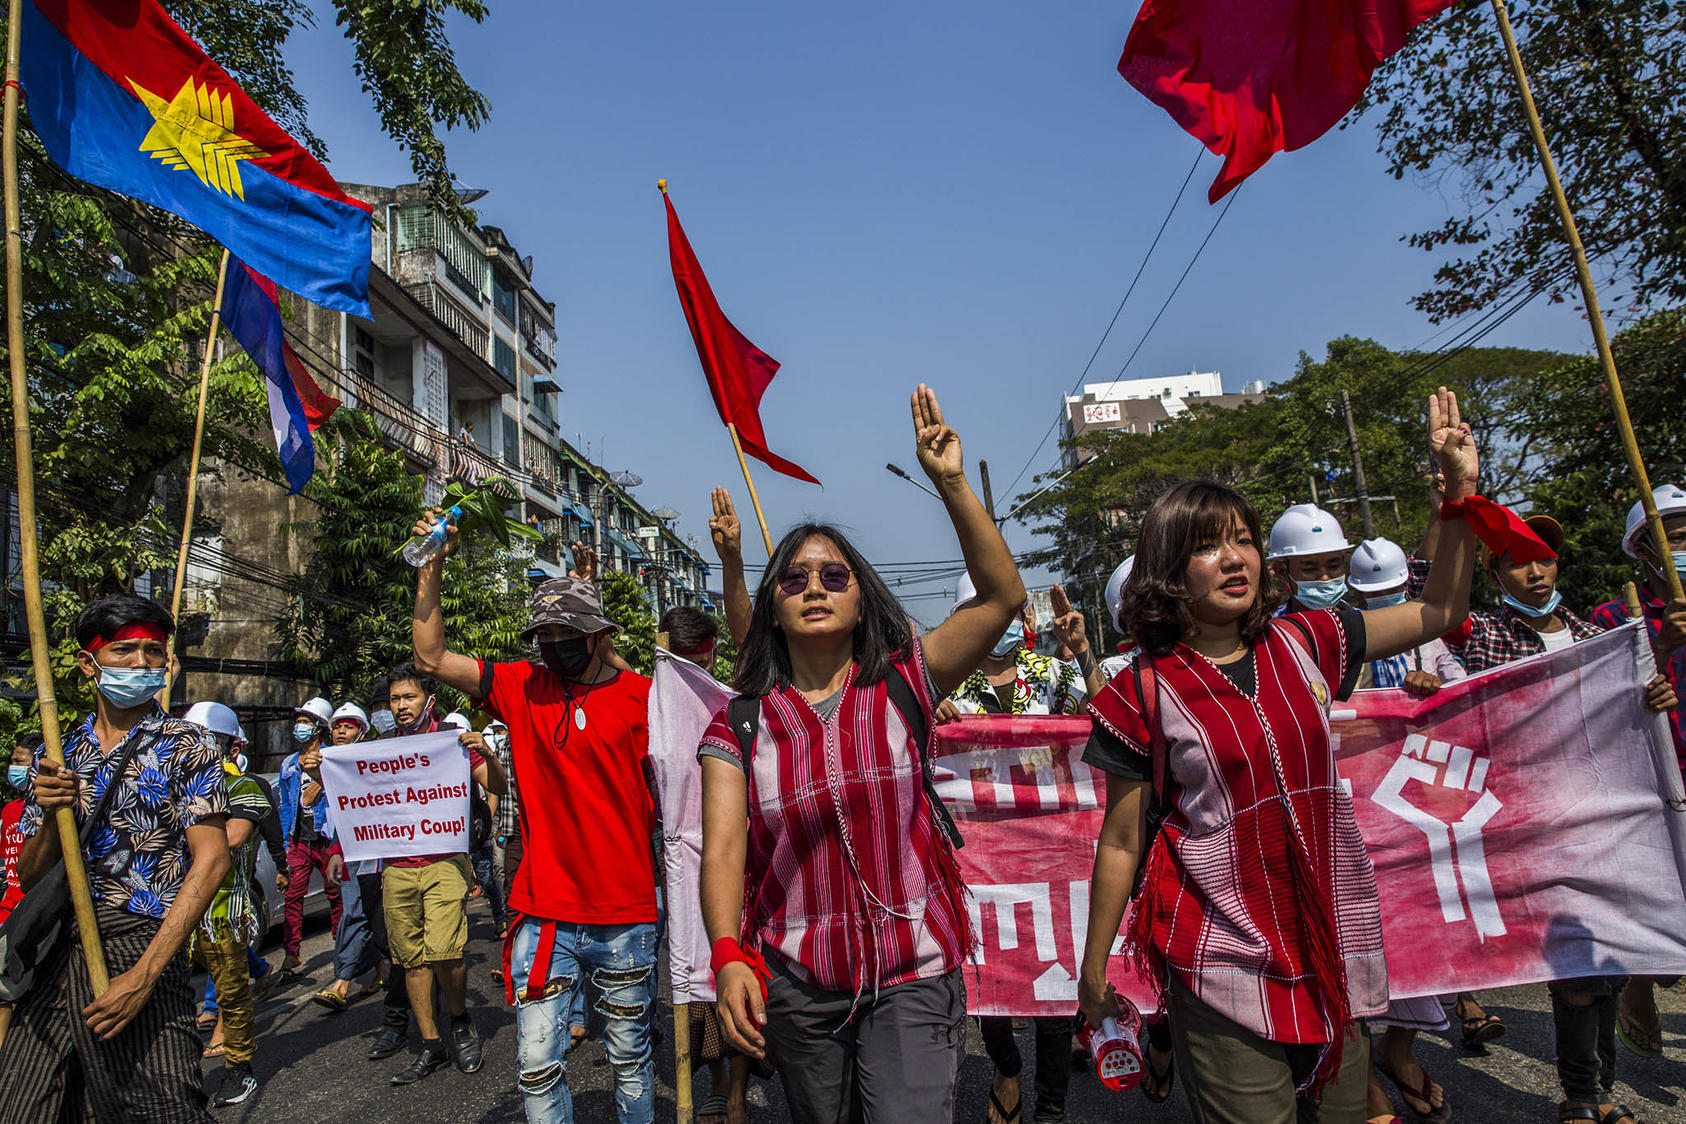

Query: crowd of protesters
<box><xmin>0</xmin><ymin>383</ymin><xmax>1681</xmax><ymax>1124</ymax></box>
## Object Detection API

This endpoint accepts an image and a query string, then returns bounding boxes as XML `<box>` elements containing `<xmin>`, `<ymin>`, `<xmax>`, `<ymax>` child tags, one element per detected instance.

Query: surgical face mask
<box><xmin>291</xmin><ymin>721</ymin><xmax>317</xmax><ymax>744</ymax></box>
<box><xmin>394</xmin><ymin>699</ymin><xmax>434</xmax><ymax>736</ymax></box>
<box><xmin>991</xmin><ymin>620</ymin><xmax>1025</xmax><ymax>659</ymax></box>
<box><xmin>94</xmin><ymin>664</ymin><xmax>168</xmax><ymax>709</ymax></box>
<box><xmin>6</xmin><ymin>764</ymin><xmax>29</xmax><ymax>790</ymax></box>
<box><xmin>370</xmin><ymin>709</ymin><xmax>397</xmax><ymax>736</ymax></box>
<box><xmin>1363</xmin><ymin>590</ymin><xmax>1407</xmax><ymax>609</ymax></box>
<box><xmin>1293</xmin><ymin>577</ymin><xmax>1348</xmax><ymax>611</ymax></box>
<box><xmin>540</xmin><ymin>636</ymin><xmax>595</xmax><ymax>681</ymax></box>
<box><xmin>1502</xmin><ymin>589</ymin><xmax>1562</xmax><ymax>618</ymax></box>
<box><xmin>1657</xmin><ymin>551</ymin><xmax>1686</xmax><ymax>580</ymax></box>
<box><xmin>484</xmin><ymin>730</ymin><xmax>505</xmax><ymax>753</ymax></box>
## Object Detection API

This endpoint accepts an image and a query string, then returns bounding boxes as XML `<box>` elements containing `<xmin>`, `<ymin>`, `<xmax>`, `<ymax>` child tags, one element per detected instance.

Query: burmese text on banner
<box><xmin>318</xmin><ymin>732</ymin><xmax>472</xmax><ymax>864</ymax></box>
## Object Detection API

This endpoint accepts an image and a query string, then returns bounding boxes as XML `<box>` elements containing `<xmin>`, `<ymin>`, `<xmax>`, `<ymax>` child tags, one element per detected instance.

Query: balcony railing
<box><xmin>342</xmin><ymin>370</ymin><xmax>448</xmax><ymax>472</ymax></box>
<box><xmin>522</xmin><ymin>328</ymin><xmax>556</xmax><ymax>370</ymax></box>
<box><xmin>451</xmin><ymin>441</ymin><xmax>502</xmax><ymax>486</ymax></box>
<box><xmin>406</xmin><ymin>282</ymin><xmax>489</xmax><ymax>357</ymax></box>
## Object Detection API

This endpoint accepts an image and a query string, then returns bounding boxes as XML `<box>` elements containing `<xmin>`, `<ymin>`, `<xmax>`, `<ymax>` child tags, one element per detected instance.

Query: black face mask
<box><xmin>540</xmin><ymin>636</ymin><xmax>595</xmax><ymax>681</ymax></box>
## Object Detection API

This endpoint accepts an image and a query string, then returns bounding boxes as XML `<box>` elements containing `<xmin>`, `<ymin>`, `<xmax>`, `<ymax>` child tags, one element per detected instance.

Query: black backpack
<box><xmin>728</xmin><ymin>667</ymin><xmax>964</xmax><ymax>849</ymax></box>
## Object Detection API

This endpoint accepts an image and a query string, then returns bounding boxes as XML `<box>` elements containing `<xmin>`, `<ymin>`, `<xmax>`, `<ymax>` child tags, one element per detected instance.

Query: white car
<box><xmin>249</xmin><ymin>773</ymin><xmax>335</xmax><ymax>938</ymax></box>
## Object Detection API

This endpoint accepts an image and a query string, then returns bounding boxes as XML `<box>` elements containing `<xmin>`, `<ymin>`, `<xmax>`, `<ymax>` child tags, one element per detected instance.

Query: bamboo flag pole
<box><xmin>4</xmin><ymin>0</ymin><xmax>109</xmax><ymax>993</ymax></box>
<box><xmin>727</xmin><ymin>423</ymin><xmax>776</xmax><ymax>556</ymax></box>
<box><xmin>161</xmin><ymin>248</ymin><xmax>231</xmax><ymax>710</ymax></box>
<box><xmin>674</xmin><ymin>999</ymin><xmax>694</xmax><ymax>1124</ymax></box>
<box><xmin>1489</xmin><ymin>0</ymin><xmax>1686</xmax><ymax>607</ymax></box>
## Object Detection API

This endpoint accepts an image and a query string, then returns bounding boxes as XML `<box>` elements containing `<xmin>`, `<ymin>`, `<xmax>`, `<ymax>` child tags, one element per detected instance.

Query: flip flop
<box><xmin>1376</xmin><ymin>1057</ymin><xmax>1452</xmax><ymax>1123</ymax></box>
<box><xmin>202</xmin><ymin>1042</ymin><xmax>227</xmax><ymax>1059</ymax></box>
<box><xmin>1599</xmin><ymin>1107</ymin><xmax>1640</xmax><ymax>1124</ymax></box>
<box><xmin>697</xmin><ymin>1093</ymin><xmax>728</xmax><ymax>1124</ymax></box>
<box><xmin>1460</xmin><ymin>1011</ymin><xmax>1504</xmax><ymax>1050</ymax></box>
<box><xmin>311</xmin><ymin>989</ymin><xmax>348</xmax><ymax>1013</ymax></box>
<box><xmin>986</xmin><ymin>1088</ymin><xmax>1021</xmax><ymax>1124</ymax></box>
<box><xmin>196</xmin><ymin>1012</ymin><xmax>218</xmax><ymax>1033</ymax></box>
<box><xmin>1617</xmin><ymin>1010</ymin><xmax>1663</xmax><ymax>1059</ymax></box>
<box><xmin>1140</xmin><ymin>1043</ymin><xmax>1175</xmax><ymax>1104</ymax></box>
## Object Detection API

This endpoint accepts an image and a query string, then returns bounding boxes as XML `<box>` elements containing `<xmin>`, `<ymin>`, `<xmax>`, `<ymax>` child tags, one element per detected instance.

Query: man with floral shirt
<box><xmin>0</xmin><ymin>595</ymin><xmax>230</xmax><ymax>1122</ymax></box>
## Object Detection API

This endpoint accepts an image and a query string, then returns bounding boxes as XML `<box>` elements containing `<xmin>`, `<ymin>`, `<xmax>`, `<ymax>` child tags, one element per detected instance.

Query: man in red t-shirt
<box><xmin>411</xmin><ymin>510</ymin><xmax>658</xmax><ymax>1124</ymax></box>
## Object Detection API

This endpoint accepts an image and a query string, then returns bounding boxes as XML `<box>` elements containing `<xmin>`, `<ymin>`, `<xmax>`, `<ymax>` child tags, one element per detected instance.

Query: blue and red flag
<box><xmin>19</xmin><ymin>0</ymin><xmax>372</xmax><ymax>316</ymax></box>
<box><xmin>221</xmin><ymin>258</ymin><xmax>339</xmax><ymax>495</ymax></box>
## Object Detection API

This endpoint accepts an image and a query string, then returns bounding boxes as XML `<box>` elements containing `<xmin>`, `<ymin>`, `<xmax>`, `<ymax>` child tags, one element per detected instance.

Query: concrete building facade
<box><xmin>1061</xmin><ymin>370</ymin><xmax>1268</xmax><ymax>468</ymax></box>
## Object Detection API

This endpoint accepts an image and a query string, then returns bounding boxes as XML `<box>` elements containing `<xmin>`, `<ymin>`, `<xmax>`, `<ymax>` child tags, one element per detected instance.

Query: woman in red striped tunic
<box><xmin>698</xmin><ymin>385</ymin><xmax>1025</xmax><ymax>1124</ymax></box>
<box><xmin>1077</xmin><ymin>388</ymin><xmax>1481</xmax><ymax>1123</ymax></box>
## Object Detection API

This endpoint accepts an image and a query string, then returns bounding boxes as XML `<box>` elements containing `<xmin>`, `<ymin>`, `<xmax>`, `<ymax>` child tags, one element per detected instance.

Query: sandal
<box><xmin>697</xmin><ymin>1093</ymin><xmax>728</xmax><ymax>1124</ymax></box>
<box><xmin>1375</xmin><ymin>1057</ymin><xmax>1451</xmax><ymax>1123</ymax></box>
<box><xmin>1617</xmin><ymin>1009</ymin><xmax>1663</xmax><ymax>1059</ymax></box>
<box><xmin>1600</xmin><ymin>1108</ymin><xmax>1640</xmax><ymax>1124</ymax></box>
<box><xmin>1459</xmin><ymin>1011</ymin><xmax>1504</xmax><ymax>1050</ymax></box>
<box><xmin>202</xmin><ymin>1041</ymin><xmax>227</xmax><ymax>1059</ymax></box>
<box><xmin>1140</xmin><ymin>1042</ymin><xmax>1175</xmax><ymax>1104</ymax></box>
<box><xmin>311</xmin><ymin>988</ymin><xmax>348</xmax><ymax>1013</ymax></box>
<box><xmin>196</xmin><ymin>1011</ymin><xmax>218</xmax><ymax>1033</ymax></box>
<box><xmin>1557</xmin><ymin>1107</ymin><xmax>1600</xmax><ymax>1122</ymax></box>
<box><xmin>987</xmin><ymin>1072</ymin><xmax>1021</xmax><ymax>1124</ymax></box>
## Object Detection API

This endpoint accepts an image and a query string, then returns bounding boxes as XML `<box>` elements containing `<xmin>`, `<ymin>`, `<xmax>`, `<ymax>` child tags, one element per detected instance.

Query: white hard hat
<box><xmin>953</xmin><ymin>572</ymin><xmax>978</xmax><ymax>611</ymax></box>
<box><xmin>1267</xmin><ymin>504</ymin><xmax>1353</xmax><ymax>560</ymax></box>
<box><xmin>331</xmin><ymin>702</ymin><xmax>370</xmax><ymax>732</ymax></box>
<box><xmin>184</xmin><ymin>701</ymin><xmax>241</xmax><ymax>741</ymax></box>
<box><xmin>1104</xmin><ymin>557</ymin><xmax>1136</xmax><ymax>632</ymax></box>
<box><xmin>235</xmin><ymin>723</ymin><xmax>248</xmax><ymax>747</ymax></box>
<box><xmin>441</xmin><ymin>711</ymin><xmax>472</xmax><ymax>731</ymax></box>
<box><xmin>294</xmin><ymin>696</ymin><xmax>334</xmax><ymax>729</ymax></box>
<box><xmin>1347</xmin><ymin>538</ymin><xmax>1409</xmax><ymax>593</ymax></box>
<box><xmin>1623</xmin><ymin>484</ymin><xmax>1686</xmax><ymax>559</ymax></box>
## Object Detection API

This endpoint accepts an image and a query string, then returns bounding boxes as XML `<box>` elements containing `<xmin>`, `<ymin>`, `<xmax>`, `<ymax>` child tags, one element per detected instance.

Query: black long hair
<box><xmin>733</xmin><ymin>523</ymin><xmax>913</xmax><ymax>698</ymax></box>
<box><xmin>1121</xmin><ymin>481</ymin><xmax>1282</xmax><ymax>658</ymax></box>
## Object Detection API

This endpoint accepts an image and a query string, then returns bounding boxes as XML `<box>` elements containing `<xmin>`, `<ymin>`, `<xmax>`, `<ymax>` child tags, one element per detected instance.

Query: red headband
<box><xmin>671</xmin><ymin>641</ymin><xmax>716</xmax><ymax>658</ymax></box>
<box><xmin>85</xmin><ymin>622</ymin><xmax>168</xmax><ymax>654</ymax></box>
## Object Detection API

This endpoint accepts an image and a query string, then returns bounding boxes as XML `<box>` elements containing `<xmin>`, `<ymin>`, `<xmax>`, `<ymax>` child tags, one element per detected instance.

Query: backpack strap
<box><xmin>884</xmin><ymin>668</ymin><xmax>964</xmax><ymax>850</ymax></box>
<box><xmin>727</xmin><ymin>695</ymin><xmax>761</xmax><ymax>765</ymax></box>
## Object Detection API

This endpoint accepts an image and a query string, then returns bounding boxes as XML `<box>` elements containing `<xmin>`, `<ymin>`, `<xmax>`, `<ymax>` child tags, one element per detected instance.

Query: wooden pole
<box><xmin>674</xmin><ymin>999</ymin><xmax>694</xmax><ymax>1124</ymax></box>
<box><xmin>1488</xmin><ymin>0</ymin><xmax>1686</xmax><ymax>606</ymax></box>
<box><xmin>1625</xmin><ymin>581</ymin><xmax>1643</xmax><ymax>620</ymax></box>
<box><xmin>727</xmin><ymin>423</ymin><xmax>775</xmax><ymax>556</ymax></box>
<box><xmin>4</xmin><ymin>0</ymin><xmax>109</xmax><ymax>994</ymax></box>
<box><xmin>161</xmin><ymin>248</ymin><xmax>231</xmax><ymax>709</ymax></box>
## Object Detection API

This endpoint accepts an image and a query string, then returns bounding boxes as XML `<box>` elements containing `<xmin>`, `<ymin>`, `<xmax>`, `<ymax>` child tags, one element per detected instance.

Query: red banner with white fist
<box><xmin>933</xmin><ymin>621</ymin><xmax>1686</xmax><ymax>1017</ymax></box>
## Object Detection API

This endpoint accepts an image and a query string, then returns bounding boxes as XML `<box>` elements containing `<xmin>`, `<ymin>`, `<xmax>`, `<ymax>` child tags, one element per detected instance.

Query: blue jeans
<box><xmin>471</xmin><ymin>843</ymin><xmax>507</xmax><ymax>929</ymax></box>
<box><xmin>511</xmin><ymin>919</ymin><xmax>656</xmax><ymax>1124</ymax></box>
<box><xmin>203</xmin><ymin>945</ymin><xmax>270</xmax><ymax>1013</ymax></box>
<box><xmin>333</xmin><ymin>870</ymin><xmax>379</xmax><ymax>982</ymax></box>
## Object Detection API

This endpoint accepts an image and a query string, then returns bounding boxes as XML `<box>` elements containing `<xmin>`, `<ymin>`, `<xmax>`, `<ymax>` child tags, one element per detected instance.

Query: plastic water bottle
<box><xmin>402</xmin><ymin>505</ymin><xmax>463</xmax><ymax>568</ymax></box>
<box><xmin>1078</xmin><ymin>999</ymin><xmax>1146</xmax><ymax>1092</ymax></box>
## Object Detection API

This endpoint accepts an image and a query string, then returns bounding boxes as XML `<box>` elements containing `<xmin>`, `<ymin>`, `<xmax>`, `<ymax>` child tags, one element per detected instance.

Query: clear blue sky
<box><xmin>289</xmin><ymin>0</ymin><xmax>1593</xmax><ymax>623</ymax></box>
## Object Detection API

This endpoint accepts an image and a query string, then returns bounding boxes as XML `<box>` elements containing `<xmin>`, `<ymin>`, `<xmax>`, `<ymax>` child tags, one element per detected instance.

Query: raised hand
<box><xmin>911</xmin><ymin>384</ymin><xmax>964</xmax><ymax>487</ymax></box>
<box><xmin>412</xmin><ymin>507</ymin><xmax>459</xmax><ymax>559</ymax></box>
<box><xmin>569</xmin><ymin>541</ymin><xmax>598</xmax><ymax>584</ymax></box>
<box><xmin>710</xmin><ymin>487</ymin><xmax>743</xmax><ymax>559</ymax></box>
<box><xmin>1427</xmin><ymin>387</ymin><xmax>1478</xmax><ymax>500</ymax></box>
<box><xmin>1048</xmin><ymin>584</ymin><xmax>1089</xmax><ymax>656</ymax></box>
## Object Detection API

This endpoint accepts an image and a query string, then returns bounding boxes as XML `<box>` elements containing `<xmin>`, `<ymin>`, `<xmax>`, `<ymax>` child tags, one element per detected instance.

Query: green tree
<box><xmin>1363</xmin><ymin>0</ymin><xmax>1686</xmax><ymax>319</ymax></box>
<box><xmin>600</xmin><ymin>570</ymin><xmax>658</xmax><ymax>676</ymax></box>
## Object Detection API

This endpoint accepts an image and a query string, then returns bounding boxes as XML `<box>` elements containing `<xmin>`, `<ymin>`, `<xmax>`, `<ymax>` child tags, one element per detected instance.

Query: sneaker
<box><xmin>368</xmin><ymin>1026</ymin><xmax>408</xmax><ymax>1061</ymax></box>
<box><xmin>391</xmin><ymin>1042</ymin><xmax>449</xmax><ymax>1086</ymax></box>
<box><xmin>451</xmin><ymin>1015</ymin><xmax>483</xmax><ymax>1074</ymax></box>
<box><xmin>215</xmin><ymin>1063</ymin><xmax>258</xmax><ymax>1106</ymax></box>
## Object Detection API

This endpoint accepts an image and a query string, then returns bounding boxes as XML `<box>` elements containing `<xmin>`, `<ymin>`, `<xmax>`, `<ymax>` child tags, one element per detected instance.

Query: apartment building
<box><xmin>1060</xmin><ymin>370</ymin><xmax>1268</xmax><ymax>468</ymax></box>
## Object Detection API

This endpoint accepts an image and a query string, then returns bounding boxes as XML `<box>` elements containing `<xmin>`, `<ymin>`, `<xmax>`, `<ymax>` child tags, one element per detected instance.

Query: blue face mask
<box><xmin>292</xmin><ymin>722</ymin><xmax>318</xmax><ymax>744</ymax></box>
<box><xmin>1662</xmin><ymin>552</ymin><xmax>1686</xmax><ymax>580</ymax></box>
<box><xmin>6</xmin><ymin>764</ymin><xmax>29</xmax><ymax>790</ymax></box>
<box><xmin>1293</xmin><ymin>577</ymin><xmax>1348</xmax><ymax>611</ymax></box>
<box><xmin>1502</xmin><ymin>589</ymin><xmax>1562</xmax><ymax>618</ymax></box>
<box><xmin>95</xmin><ymin>665</ymin><xmax>167</xmax><ymax>709</ymax></box>
<box><xmin>1363</xmin><ymin>590</ymin><xmax>1407</xmax><ymax>609</ymax></box>
<box><xmin>991</xmin><ymin>620</ymin><xmax>1025</xmax><ymax>658</ymax></box>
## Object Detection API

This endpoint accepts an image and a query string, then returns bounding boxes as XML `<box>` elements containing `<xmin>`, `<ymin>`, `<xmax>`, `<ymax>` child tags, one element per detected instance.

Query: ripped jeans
<box><xmin>510</xmin><ymin>918</ymin><xmax>657</xmax><ymax>1124</ymax></box>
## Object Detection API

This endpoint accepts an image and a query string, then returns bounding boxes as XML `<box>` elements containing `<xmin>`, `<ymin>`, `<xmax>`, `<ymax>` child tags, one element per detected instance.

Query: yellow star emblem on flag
<box><xmin>127</xmin><ymin>76</ymin><xmax>268</xmax><ymax>200</ymax></box>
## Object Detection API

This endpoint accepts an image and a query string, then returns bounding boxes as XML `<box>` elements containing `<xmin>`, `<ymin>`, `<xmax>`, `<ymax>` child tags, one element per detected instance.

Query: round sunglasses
<box><xmin>775</xmin><ymin>562</ymin><xmax>854</xmax><ymax>596</ymax></box>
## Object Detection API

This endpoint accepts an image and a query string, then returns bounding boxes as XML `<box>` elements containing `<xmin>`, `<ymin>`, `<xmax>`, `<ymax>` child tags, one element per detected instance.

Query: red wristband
<box><xmin>1439</xmin><ymin>496</ymin><xmax>1468</xmax><ymax>521</ymax></box>
<box><xmin>710</xmin><ymin>937</ymin><xmax>773</xmax><ymax>999</ymax></box>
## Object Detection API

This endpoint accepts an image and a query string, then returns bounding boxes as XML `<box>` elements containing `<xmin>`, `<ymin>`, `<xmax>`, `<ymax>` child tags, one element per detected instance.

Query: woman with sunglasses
<box><xmin>1077</xmin><ymin>389</ymin><xmax>1482</xmax><ymax>1123</ymax></box>
<box><xmin>698</xmin><ymin>385</ymin><xmax>1024</xmax><ymax>1123</ymax></box>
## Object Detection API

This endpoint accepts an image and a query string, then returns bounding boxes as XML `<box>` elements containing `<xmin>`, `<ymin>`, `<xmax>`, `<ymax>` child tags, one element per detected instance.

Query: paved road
<box><xmin>209</xmin><ymin>898</ymin><xmax>1686</xmax><ymax>1122</ymax></box>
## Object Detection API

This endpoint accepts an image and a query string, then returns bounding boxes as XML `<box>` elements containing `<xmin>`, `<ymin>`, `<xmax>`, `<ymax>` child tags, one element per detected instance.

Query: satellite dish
<box><xmin>609</xmin><ymin>471</ymin><xmax>643</xmax><ymax>488</ymax></box>
<box><xmin>651</xmin><ymin>507</ymin><xmax>681</xmax><ymax>521</ymax></box>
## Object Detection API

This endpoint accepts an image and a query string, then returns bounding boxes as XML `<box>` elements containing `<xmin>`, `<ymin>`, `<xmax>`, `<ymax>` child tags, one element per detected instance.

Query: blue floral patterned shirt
<box><xmin>19</xmin><ymin>704</ymin><xmax>228</xmax><ymax>920</ymax></box>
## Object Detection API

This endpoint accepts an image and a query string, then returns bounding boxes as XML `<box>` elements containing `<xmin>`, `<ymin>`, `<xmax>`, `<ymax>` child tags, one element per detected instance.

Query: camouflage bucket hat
<box><xmin>521</xmin><ymin>577</ymin><xmax>619</xmax><ymax>643</ymax></box>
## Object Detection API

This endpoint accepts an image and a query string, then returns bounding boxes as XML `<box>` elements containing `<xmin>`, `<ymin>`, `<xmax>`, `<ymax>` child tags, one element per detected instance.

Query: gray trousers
<box><xmin>761</xmin><ymin>955</ymin><xmax>966</xmax><ymax>1124</ymax></box>
<box><xmin>1168</xmin><ymin>975</ymin><xmax>1371</xmax><ymax>1124</ymax></box>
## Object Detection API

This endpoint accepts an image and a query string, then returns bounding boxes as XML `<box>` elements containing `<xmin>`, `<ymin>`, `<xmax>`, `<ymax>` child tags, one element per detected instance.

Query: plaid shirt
<box><xmin>699</xmin><ymin>637</ymin><xmax>971</xmax><ymax>997</ymax></box>
<box><xmin>1591</xmin><ymin>587</ymin><xmax>1685</xmax><ymax>771</ymax></box>
<box><xmin>1407</xmin><ymin>556</ymin><xmax>1605</xmax><ymax>673</ymax></box>
<box><xmin>1087</xmin><ymin>611</ymin><xmax>1388</xmax><ymax>1051</ymax></box>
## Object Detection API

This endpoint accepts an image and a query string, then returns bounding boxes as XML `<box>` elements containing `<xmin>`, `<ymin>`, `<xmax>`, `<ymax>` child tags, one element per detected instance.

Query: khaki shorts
<box><xmin>382</xmin><ymin>855</ymin><xmax>470</xmax><ymax>968</ymax></box>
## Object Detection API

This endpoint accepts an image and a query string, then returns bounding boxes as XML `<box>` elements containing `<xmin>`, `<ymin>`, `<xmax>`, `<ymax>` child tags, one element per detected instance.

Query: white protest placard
<box><xmin>318</xmin><ymin>731</ymin><xmax>471</xmax><ymax>863</ymax></box>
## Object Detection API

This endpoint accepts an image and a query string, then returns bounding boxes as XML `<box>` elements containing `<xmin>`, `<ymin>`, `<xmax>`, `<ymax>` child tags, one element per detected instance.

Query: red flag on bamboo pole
<box><xmin>663</xmin><ymin>184</ymin><xmax>819</xmax><ymax>486</ymax></box>
<box><xmin>1119</xmin><ymin>0</ymin><xmax>1458</xmax><ymax>203</ymax></box>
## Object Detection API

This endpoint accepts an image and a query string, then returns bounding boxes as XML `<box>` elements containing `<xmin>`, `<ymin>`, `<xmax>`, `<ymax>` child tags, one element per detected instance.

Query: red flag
<box><xmin>664</xmin><ymin>191</ymin><xmax>819</xmax><ymax>485</ymax></box>
<box><xmin>1119</xmin><ymin>0</ymin><xmax>1458</xmax><ymax>203</ymax></box>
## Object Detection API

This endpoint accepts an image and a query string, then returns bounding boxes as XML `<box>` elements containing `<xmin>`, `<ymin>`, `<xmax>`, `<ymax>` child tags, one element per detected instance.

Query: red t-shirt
<box><xmin>0</xmin><ymin>800</ymin><xmax>26</xmax><ymax>923</ymax></box>
<box><xmin>480</xmin><ymin>660</ymin><xmax>657</xmax><ymax>925</ymax></box>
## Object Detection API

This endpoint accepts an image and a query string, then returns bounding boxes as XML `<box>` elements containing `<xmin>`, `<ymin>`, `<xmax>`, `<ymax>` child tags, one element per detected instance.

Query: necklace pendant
<box><xmin>574</xmin><ymin>708</ymin><xmax>588</xmax><ymax>732</ymax></box>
